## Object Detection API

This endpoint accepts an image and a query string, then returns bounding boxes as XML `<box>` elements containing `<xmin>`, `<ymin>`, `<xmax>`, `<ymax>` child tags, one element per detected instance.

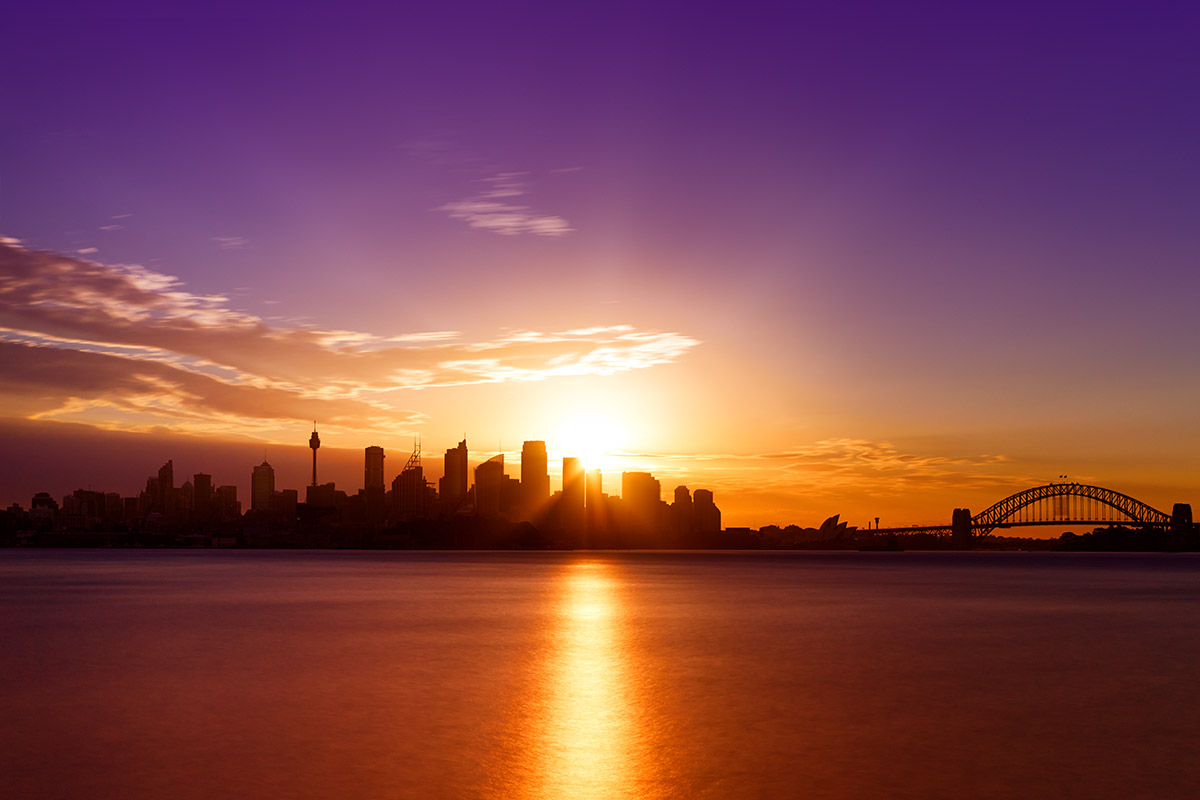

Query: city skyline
<box><xmin>11</xmin><ymin>428</ymin><xmax>729</xmax><ymax>520</ymax></box>
<box><xmin>3</xmin><ymin>4</ymin><xmax>1199</xmax><ymax>527</ymax></box>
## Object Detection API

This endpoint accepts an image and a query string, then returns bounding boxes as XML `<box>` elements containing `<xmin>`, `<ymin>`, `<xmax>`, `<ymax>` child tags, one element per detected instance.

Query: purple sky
<box><xmin>2</xmin><ymin>2</ymin><xmax>1198</xmax><ymax>526</ymax></box>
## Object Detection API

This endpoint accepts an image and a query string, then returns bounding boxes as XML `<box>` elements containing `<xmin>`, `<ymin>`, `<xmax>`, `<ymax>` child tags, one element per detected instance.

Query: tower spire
<box><xmin>308</xmin><ymin>423</ymin><xmax>321</xmax><ymax>487</ymax></box>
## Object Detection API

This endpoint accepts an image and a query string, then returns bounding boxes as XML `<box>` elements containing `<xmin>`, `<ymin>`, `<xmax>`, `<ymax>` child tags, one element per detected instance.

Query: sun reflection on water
<box><xmin>507</xmin><ymin>560</ymin><xmax>650</xmax><ymax>800</ymax></box>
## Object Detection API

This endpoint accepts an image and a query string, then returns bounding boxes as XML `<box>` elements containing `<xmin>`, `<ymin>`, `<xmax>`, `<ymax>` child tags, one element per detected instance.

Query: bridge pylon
<box><xmin>952</xmin><ymin>508</ymin><xmax>973</xmax><ymax>549</ymax></box>
<box><xmin>1172</xmin><ymin>503</ymin><xmax>1193</xmax><ymax>534</ymax></box>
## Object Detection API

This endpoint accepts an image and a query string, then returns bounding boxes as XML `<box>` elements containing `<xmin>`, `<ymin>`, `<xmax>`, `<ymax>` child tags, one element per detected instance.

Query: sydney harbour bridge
<box><xmin>873</xmin><ymin>482</ymin><xmax>1194</xmax><ymax>546</ymax></box>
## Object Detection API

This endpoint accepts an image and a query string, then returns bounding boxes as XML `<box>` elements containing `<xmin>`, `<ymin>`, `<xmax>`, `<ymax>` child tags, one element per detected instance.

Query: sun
<box><xmin>554</xmin><ymin>414</ymin><xmax>626</xmax><ymax>470</ymax></box>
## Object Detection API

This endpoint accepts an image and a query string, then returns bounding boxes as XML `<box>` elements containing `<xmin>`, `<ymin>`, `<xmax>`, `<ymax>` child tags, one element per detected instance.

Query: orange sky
<box><xmin>3</xmin><ymin>8</ymin><xmax>1199</xmax><ymax>527</ymax></box>
<box><xmin>2</xmin><ymin>238</ymin><xmax>1196</xmax><ymax>530</ymax></box>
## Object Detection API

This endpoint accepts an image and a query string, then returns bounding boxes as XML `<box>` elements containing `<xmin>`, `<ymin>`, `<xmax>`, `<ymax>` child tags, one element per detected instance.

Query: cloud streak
<box><xmin>438</xmin><ymin>172</ymin><xmax>571</xmax><ymax>237</ymax></box>
<box><xmin>0</xmin><ymin>240</ymin><xmax>698</xmax><ymax>441</ymax></box>
<box><xmin>614</xmin><ymin>439</ymin><xmax>1030</xmax><ymax>498</ymax></box>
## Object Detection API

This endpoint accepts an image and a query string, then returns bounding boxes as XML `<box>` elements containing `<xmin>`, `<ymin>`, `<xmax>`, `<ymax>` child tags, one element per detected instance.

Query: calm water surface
<box><xmin>2</xmin><ymin>550</ymin><xmax>1198</xmax><ymax>799</ymax></box>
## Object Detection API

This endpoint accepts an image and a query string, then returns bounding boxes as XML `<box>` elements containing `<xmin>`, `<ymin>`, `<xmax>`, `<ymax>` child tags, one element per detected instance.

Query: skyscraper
<box><xmin>521</xmin><ymin>440</ymin><xmax>549</xmax><ymax>513</ymax></box>
<box><xmin>622</xmin><ymin>471</ymin><xmax>662</xmax><ymax>535</ymax></box>
<box><xmin>364</xmin><ymin>446</ymin><xmax>385</xmax><ymax>491</ymax></box>
<box><xmin>672</xmin><ymin>485</ymin><xmax>695</xmax><ymax>540</ymax></box>
<box><xmin>440</xmin><ymin>439</ymin><xmax>468</xmax><ymax>512</ymax></box>
<box><xmin>586</xmin><ymin>468</ymin><xmax>603</xmax><ymax>509</ymax></box>
<box><xmin>693</xmin><ymin>489</ymin><xmax>721</xmax><ymax>535</ymax></box>
<box><xmin>561</xmin><ymin>457</ymin><xmax>585</xmax><ymax>533</ymax></box>
<box><xmin>392</xmin><ymin>464</ymin><xmax>427</xmax><ymax>521</ymax></box>
<box><xmin>215</xmin><ymin>485</ymin><xmax>239</xmax><ymax>520</ymax></box>
<box><xmin>251</xmin><ymin>461</ymin><xmax>275</xmax><ymax>512</ymax></box>
<box><xmin>193</xmin><ymin>472</ymin><xmax>213</xmax><ymax>523</ymax></box>
<box><xmin>157</xmin><ymin>459</ymin><xmax>174</xmax><ymax>515</ymax></box>
<box><xmin>364</xmin><ymin>445</ymin><xmax>386</xmax><ymax>523</ymax></box>
<box><xmin>475</xmin><ymin>454</ymin><xmax>504</xmax><ymax>517</ymax></box>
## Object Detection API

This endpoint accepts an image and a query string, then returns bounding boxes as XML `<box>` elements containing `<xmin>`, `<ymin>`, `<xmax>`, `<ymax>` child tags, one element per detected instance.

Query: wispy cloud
<box><xmin>0</xmin><ymin>240</ymin><xmax>698</xmax><ymax>441</ymax></box>
<box><xmin>212</xmin><ymin>236</ymin><xmax>249</xmax><ymax>250</ymax></box>
<box><xmin>615</xmin><ymin>439</ymin><xmax>1029</xmax><ymax>498</ymax></box>
<box><xmin>438</xmin><ymin>172</ymin><xmax>572</xmax><ymax>237</ymax></box>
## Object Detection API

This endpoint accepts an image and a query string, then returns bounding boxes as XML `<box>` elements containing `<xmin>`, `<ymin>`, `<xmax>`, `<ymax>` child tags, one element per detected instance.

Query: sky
<box><xmin>2</xmin><ymin>1</ymin><xmax>1198</xmax><ymax>528</ymax></box>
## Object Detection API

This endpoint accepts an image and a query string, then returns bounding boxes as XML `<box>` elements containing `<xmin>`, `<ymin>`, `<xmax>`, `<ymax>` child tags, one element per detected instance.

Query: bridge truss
<box><xmin>972</xmin><ymin>483</ymin><xmax>1170</xmax><ymax>536</ymax></box>
<box><xmin>874</xmin><ymin>483</ymin><xmax>1172</xmax><ymax>538</ymax></box>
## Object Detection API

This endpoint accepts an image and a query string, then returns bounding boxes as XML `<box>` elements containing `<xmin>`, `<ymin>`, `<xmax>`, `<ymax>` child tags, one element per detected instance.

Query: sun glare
<box><xmin>554</xmin><ymin>414</ymin><xmax>625</xmax><ymax>469</ymax></box>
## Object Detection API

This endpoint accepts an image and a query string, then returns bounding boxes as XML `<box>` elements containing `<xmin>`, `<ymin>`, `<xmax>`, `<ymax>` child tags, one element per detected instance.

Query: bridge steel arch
<box><xmin>971</xmin><ymin>483</ymin><xmax>1171</xmax><ymax>537</ymax></box>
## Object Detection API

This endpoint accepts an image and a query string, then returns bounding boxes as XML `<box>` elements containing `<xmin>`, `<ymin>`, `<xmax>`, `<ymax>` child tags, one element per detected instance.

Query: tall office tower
<box><xmin>474</xmin><ymin>454</ymin><xmax>505</xmax><ymax>517</ymax></box>
<box><xmin>364</xmin><ymin>446</ymin><xmax>385</xmax><ymax>491</ymax></box>
<box><xmin>180</xmin><ymin>480</ymin><xmax>194</xmax><ymax>515</ymax></box>
<box><xmin>140</xmin><ymin>477</ymin><xmax>158</xmax><ymax>515</ymax></box>
<box><xmin>672</xmin><ymin>485</ymin><xmax>695</xmax><ymax>540</ymax></box>
<box><xmin>157</xmin><ymin>459</ymin><xmax>174</xmax><ymax>514</ymax></box>
<box><xmin>440</xmin><ymin>439</ymin><xmax>468</xmax><ymax>512</ymax></box>
<box><xmin>251</xmin><ymin>461</ymin><xmax>275</xmax><ymax>512</ymax></box>
<box><xmin>692</xmin><ymin>489</ymin><xmax>721</xmax><ymax>534</ymax></box>
<box><xmin>584</xmin><ymin>468</ymin><xmax>604</xmax><ymax>539</ymax></box>
<box><xmin>585</xmin><ymin>468</ymin><xmax>603</xmax><ymax>509</ymax></box>
<box><xmin>521</xmin><ymin>440</ymin><xmax>550</xmax><ymax>513</ymax></box>
<box><xmin>215</xmin><ymin>485</ymin><xmax>240</xmax><ymax>520</ymax></box>
<box><xmin>392</xmin><ymin>464</ymin><xmax>427</xmax><ymax>521</ymax></box>
<box><xmin>364</xmin><ymin>445</ymin><xmax>386</xmax><ymax>524</ymax></box>
<box><xmin>193</xmin><ymin>473</ymin><xmax>213</xmax><ymax>522</ymax></box>
<box><xmin>561</xmin><ymin>457</ymin><xmax>585</xmax><ymax>532</ymax></box>
<box><xmin>273</xmin><ymin>489</ymin><xmax>298</xmax><ymax>520</ymax></box>
<box><xmin>622</xmin><ymin>471</ymin><xmax>662</xmax><ymax>533</ymax></box>
<box><xmin>309</xmin><ymin>424</ymin><xmax>321</xmax><ymax>487</ymax></box>
<box><xmin>393</xmin><ymin>444</ymin><xmax>425</xmax><ymax>521</ymax></box>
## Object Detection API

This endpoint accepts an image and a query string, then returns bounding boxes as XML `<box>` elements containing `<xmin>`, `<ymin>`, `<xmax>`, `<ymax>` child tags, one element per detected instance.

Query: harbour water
<box><xmin>2</xmin><ymin>550</ymin><xmax>1198</xmax><ymax>799</ymax></box>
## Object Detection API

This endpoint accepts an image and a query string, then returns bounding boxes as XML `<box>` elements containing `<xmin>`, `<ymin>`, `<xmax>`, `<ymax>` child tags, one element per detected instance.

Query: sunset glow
<box><xmin>553</xmin><ymin>414</ymin><xmax>627</xmax><ymax>471</ymax></box>
<box><xmin>1</xmin><ymin>4</ymin><xmax>1197</xmax><ymax>531</ymax></box>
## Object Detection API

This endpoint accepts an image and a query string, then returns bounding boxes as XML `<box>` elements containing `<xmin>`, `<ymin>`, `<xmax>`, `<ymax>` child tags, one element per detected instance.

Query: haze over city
<box><xmin>2</xmin><ymin>2</ymin><xmax>1198</xmax><ymax>529</ymax></box>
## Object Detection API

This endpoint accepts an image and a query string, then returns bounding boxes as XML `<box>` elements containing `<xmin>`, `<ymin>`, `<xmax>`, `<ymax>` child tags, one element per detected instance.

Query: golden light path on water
<box><xmin>505</xmin><ymin>561</ymin><xmax>654</xmax><ymax>800</ymax></box>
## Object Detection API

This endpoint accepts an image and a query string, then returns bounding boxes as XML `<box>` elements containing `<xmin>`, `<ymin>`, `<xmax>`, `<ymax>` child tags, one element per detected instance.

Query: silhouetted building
<box><xmin>521</xmin><ymin>441</ymin><xmax>549</xmax><ymax>516</ymax></box>
<box><xmin>252</xmin><ymin>461</ymin><xmax>275</xmax><ymax>512</ymax></box>
<box><xmin>271</xmin><ymin>488</ymin><xmax>298</xmax><ymax>521</ymax></box>
<box><xmin>440</xmin><ymin>439</ymin><xmax>468</xmax><ymax>513</ymax></box>
<box><xmin>501</xmin><ymin>474</ymin><xmax>522</xmax><ymax>515</ymax></box>
<box><xmin>693</xmin><ymin>489</ymin><xmax>720</xmax><ymax>535</ymax></box>
<box><xmin>179</xmin><ymin>480</ymin><xmax>194</xmax><ymax>517</ymax></box>
<box><xmin>140</xmin><ymin>477</ymin><xmax>158</xmax><ymax>515</ymax></box>
<box><xmin>364</xmin><ymin>446</ymin><xmax>386</xmax><ymax>523</ymax></box>
<box><xmin>157</xmin><ymin>459</ymin><xmax>174</xmax><ymax>515</ymax></box>
<box><xmin>30</xmin><ymin>492</ymin><xmax>57</xmax><ymax>529</ymax></box>
<box><xmin>193</xmin><ymin>473</ymin><xmax>213</xmax><ymax>523</ymax></box>
<box><xmin>475</xmin><ymin>454</ymin><xmax>505</xmax><ymax>518</ymax></box>
<box><xmin>104</xmin><ymin>492</ymin><xmax>123</xmax><ymax>524</ymax></box>
<box><xmin>561</xmin><ymin>457</ymin><xmax>584</xmax><ymax>533</ymax></box>
<box><xmin>622</xmin><ymin>471</ymin><xmax>661</xmax><ymax>534</ymax></box>
<box><xmin>365</xmin><ymin>446</ymin><xmax>385</xmax><ymax>490</ymax></box>
<box><xmin>672</xmin><ymin>485</ymin><xmax>695</xmax><ymax>540</ymax></box>
<box><xmin>393</xmin><ymin>463</ymin><xmax>431</xmax><ymax>521</ymax></box>
<box><xmin>307</xmin><ymin>482</ymin><xmax>337</xmax><ymax>509</ymax></box>
<box><xmin>215</xmin><ymin>485</ymin><xmax>240</xmax><ymax>520</ymax></box>
<box><xmin>586</xmin><ymin>468</ymin><xmax>602</xmax><ymax>509</ymax></box>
